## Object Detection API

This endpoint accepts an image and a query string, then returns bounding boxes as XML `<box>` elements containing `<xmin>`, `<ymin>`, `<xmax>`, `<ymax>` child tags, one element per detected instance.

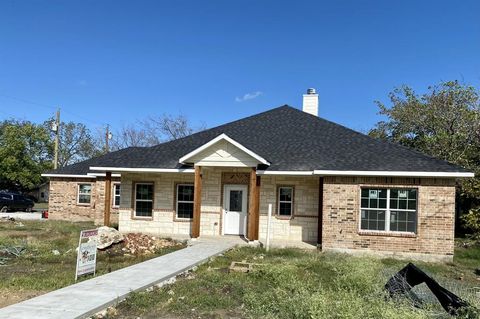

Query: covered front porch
<box><xmin>112</xmin><ymin>168</ymin><xmax>320</xmax><ymax>243</ymax></box>
<box><xmin>97</xmin><ymin>133</ymin><xmax>322</xmax><ymax>246</ymax></box>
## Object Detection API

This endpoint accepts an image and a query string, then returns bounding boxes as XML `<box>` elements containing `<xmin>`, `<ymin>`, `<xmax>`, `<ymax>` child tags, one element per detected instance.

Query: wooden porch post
<box><xmin>104</xmin><ymin>171</ymin><xmax>112</xmax><ymax>227</ymax></box>
<box><xmin>317</xmin><ymin>177</ymin><xmax>324</xmax><ymax>248</ymax></box>
<box><xmin>247</xmin><ymin>168</ymin><xmax>260</xmax><ymax>241</ymax></box>
<box><xmin>192</xmin><ymin>166</ymin><xmax>202</xmax><ymax>238</ymax></box>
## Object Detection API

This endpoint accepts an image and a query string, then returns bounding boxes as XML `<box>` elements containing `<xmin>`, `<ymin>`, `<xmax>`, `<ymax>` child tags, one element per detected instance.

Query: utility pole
<box><xmin>105</xmin><ymin>124</ymin><xmax>112</xmax><ymax>153</ymax></box>
<box><xmin>53</xmin><ymin>108</ymin><xmax>60</xmax><ymax>169</ymax></box>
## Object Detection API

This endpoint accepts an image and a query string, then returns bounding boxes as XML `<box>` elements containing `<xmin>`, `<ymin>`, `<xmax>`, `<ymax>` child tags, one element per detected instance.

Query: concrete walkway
<box><xmin>0</xmin><ymin>238</ymin><xmax>239</xmax><ymax>319</ymax></box>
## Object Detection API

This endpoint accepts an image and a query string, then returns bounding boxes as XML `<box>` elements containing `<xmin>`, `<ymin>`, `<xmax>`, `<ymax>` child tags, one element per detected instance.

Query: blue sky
<box><xmin>0</xmin><ymin>0</ymin><xmax>479</xmax><ymax>135</ymax></box>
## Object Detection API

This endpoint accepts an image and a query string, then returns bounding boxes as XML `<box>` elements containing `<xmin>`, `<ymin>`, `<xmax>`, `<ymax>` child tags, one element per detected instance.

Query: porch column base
<box><xmin>247</xmin><ymin>240</ymin><xmax>260</xmax><ymax>247</ymax></box>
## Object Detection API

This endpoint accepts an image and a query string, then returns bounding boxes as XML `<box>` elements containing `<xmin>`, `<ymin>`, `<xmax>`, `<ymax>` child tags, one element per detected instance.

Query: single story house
<box><xmin>43</xmin><ymin>89</ymin><xmax>473</xmax><ymax>261</ymax></box>
<box><xmin>43</xmin><ymin>161</ymin><xmax>122</xmax><ymax>225</ymax></box>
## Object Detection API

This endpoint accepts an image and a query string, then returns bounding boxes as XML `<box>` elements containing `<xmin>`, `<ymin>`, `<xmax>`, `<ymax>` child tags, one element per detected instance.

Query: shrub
<box><xmin>462</xmin><ymin>207</ymin><xmax>480</xmax><ymax>241</ymax></box>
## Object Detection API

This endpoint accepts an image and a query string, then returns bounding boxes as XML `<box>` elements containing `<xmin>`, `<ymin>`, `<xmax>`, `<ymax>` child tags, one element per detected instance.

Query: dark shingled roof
<box><xmin>46</xmin><ymin>105</ymin><xmax>469</xmax><ymax>175</ymax></box>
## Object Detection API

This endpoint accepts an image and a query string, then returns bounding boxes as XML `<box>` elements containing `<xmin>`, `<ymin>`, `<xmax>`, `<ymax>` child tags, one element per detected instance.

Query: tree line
<box><xmin>0</xmin><ymin>81</ymin><xmax>479</xmax><ymax>236</ymax></box>
<box><xmin>0</xmin><ymin>114</ymin><xmax>202</xmax><ymax>191</ymax></box>
<box><xmin>368</xmin><ymin>81</ymin><xmax>480</xmax><ymax>238</ymax></box>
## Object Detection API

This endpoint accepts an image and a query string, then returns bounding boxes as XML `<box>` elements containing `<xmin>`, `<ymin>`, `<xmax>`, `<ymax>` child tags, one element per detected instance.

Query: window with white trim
<box><xmin>176</xmin><ymin>184</ymin><xmax>194</xmax><ymax>219</ymax></box>
<box><xmin>113</xmin><ymin>184</ymin><xmax>121</xmax><ymax>207</ymax></box>
<box><xmin>77</xmin><ymin>184</ymin><xmax>92</xmax><ymax>204</ymax></box>
<box><xmin>134</xmin><ymin>183</ymin><xmax>153</xmax><ymax>217</ymax></box>
<box><xmin>360</xmin><ymin>188</ymin><xmax>417</xmax><ymax>233</ymax></box>
<box><xmin>278</xmin><ymin>186</ymin><xmax>293</xmax><ymax>216</ymax></box>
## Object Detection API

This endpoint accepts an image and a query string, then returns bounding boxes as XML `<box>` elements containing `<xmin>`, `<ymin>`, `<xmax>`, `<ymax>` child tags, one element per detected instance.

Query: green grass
<box><xmin>112</xmin><ymin>245</ymin><xmax>480</xmax><ymax>319</ymax></box>
<box><xmin>0</xmin><ymin>220</ymin><xmax>184</xmax><ymax>307</ymax></box>
<box><xmin>33</xmin><ymin>202</ymin><xmax>48</xmax><ymax>211</ymax></box>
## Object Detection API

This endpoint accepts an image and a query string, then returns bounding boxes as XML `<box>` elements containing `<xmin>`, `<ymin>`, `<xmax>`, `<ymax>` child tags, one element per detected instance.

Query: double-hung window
<box><xmin>176</xmin><ymin>184</ymin><xmax>194</xmax><ymax>219</ymax></box>
<box><xmin>278</xmin><ymin>186</ymin><xmax>294</xmax><ymax>216</ymax></box>
<box><xmin>360</xmin><ymin>188</ymin><xmax>417</xmax><ymax>233</ymax></box>
<box><xmin>113</xmin><ymin>184</ymin><xmax>121</xmax><ymax>207</ymax></box>
<box><xmin>77</xmin><ymin>184</ymin><xmax>92</xmax><ymax>204</ymax></box>
<box><xmin>134</xmin><ymin>183</ymin><xmax>153</xmax><ymax>217</ymax></box>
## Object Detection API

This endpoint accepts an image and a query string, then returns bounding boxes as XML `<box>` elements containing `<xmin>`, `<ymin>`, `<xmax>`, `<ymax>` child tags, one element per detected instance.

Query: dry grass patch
<box><xmin>0</xmin><ymin>220</ymin><xmax>184</xmax><ymax>308</ymax></box>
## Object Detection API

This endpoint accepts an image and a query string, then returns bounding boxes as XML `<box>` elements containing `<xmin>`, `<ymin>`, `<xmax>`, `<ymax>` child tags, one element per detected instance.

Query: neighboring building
<box><xmin>43</xmin><ymin>156</ymin><xmax>123</xmax><ymax>225</ymax></box>
<box><xmin>27</xmin><ymin>182</ymin><xmax>50</xmax><ymax>202</ymax></box>
<box><xmin>43</xmin><ymin>89</ymin><xmax>474</xmax><ymax>261</ymax></box>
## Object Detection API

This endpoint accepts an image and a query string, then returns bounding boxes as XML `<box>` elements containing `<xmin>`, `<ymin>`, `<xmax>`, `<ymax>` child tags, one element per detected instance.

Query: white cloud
<box><xmin>235</xmin><ymin>91</ymin><xmax>263</xmax><ymax>102</ymax></box>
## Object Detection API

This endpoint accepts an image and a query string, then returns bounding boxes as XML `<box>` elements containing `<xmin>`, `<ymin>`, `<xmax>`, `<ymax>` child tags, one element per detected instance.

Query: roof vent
<box><xmin>303</xmin><ymin>88</ymin><xmax>319</xmax><ymax>116</ymax></box>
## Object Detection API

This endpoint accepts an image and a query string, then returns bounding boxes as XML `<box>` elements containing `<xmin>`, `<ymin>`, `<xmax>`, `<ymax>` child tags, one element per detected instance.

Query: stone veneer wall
<box><xmin>48</xmin><ymin>177</ymin><xmax>120</xmax><ymax>224</ymax></box>
<box><xmin>321</xmin><ymin>176</ymin><xmax>456</xmax><ymax>262</ymax></box>
<box><xmin>118</xmin><ymin>168</ymin><xmax>253</xmax><ymax>236</ymax></box>
<box><xmin>118</xmin><ymin>172</ymin><xmax>196</xmax><ymax>236</ymax></box>
<box><xmin>118</xmin><ymin>171</ymin><xmax>320</xmax><ymax>241</ymax></box>
<box><xmin>258</xmin><ymin>175</ymin><xmax>319</xmax><ymax>243</ymax></box>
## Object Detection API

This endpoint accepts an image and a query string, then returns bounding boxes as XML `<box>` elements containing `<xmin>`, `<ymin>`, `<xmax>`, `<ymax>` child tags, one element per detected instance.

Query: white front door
<box><xmin>223</xmin><ymin>185</ymin><xmax>248</xmax><ymax>235</ymax></box>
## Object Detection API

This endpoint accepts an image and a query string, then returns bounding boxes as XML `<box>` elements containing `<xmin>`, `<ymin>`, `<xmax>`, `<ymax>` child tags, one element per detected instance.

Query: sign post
<box><xmin>75</xmin><ymin>229</ymin><xmax>98</xmax><ymax>282</ymax></box>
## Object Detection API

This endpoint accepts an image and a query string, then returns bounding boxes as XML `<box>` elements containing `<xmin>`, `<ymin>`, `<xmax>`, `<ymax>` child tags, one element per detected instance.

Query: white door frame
<box><xmin>222</xmin><ymin>184</ymin><xmax>248</xmax><ymax>235</ymax></box>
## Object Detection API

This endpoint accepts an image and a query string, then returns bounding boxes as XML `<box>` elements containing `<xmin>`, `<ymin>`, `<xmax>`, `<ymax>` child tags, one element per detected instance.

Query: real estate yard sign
<box><xmin>75</xmin><ymin>229</ymin><xmax>98</xmax><ymax>281</ymax></box>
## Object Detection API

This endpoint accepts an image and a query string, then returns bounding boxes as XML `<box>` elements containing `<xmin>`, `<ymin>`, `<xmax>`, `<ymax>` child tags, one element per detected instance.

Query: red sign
<box><xmin>81</xmin><ymin>229</ymin><xmax>98</xmax><ymax>238</ymax></box>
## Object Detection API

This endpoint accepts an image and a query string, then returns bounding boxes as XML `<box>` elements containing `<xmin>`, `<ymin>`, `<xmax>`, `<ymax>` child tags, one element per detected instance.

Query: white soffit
<box><xmin>86</xmin><ymin>173</ymin><xmax>121</xmax><ymax>177</ymax></box>
<box><xmin>89</xmin><ymin>167</ymin><xmax>195</xmax><ymax>173</ymax></box>
<box><xmin>256</xmin><ymin>170</ymin><xmax>314</xmax><ymax>176</ymax></box>
<box><xmin>41</xmin><ymin>174</ymin><xmax>96</xmax><ymax>178</ymax></box>
<box><xmin>312</xmin><ymin>170</ymin><xmax>474</xmax><ymax>178</ymax></box>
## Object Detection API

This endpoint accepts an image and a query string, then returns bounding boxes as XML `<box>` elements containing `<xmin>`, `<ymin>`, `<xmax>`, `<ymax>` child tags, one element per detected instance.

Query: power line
<box><xmin>0</xmin><ymin>93</ymin><xmax>108</xmax><ymax>127</ymax></box>
<box><xmin>0</xmin><ymin>93</ymin><xmax>56</xmax><ymax>110</ymax></box>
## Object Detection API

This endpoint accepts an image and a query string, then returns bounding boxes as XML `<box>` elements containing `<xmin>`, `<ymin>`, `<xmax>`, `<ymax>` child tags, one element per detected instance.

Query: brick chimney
<box><xmin>302</xmin><ymin>88</ymin><xmax>318</xmax><ymax>116</ymax></box>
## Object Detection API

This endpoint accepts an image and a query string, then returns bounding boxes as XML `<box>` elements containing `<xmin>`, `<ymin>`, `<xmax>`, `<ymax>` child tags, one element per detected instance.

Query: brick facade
<box><xmin>321</xmin><ymin>176</ymin><xmax>456</xmax><ymax>262</ymax></box>
<box><xmin>48</xmin><ymin>177</ymin><xmax>120</xmax><ymax>225</ymax></box>
<box><xmin>50</xmin><ymin>173</ymin><xmax>457</xmax><ymax>261</ymax></box>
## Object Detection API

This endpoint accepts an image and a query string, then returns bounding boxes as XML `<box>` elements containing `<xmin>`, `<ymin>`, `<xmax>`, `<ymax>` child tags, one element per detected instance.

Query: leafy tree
<box><xmin>52</xmin><ymin>121</ymin><xmax>100</xmax><ymax>167</ymax></box>
<box><xmin>0</xmin><ymin>119</ymin><xmax>53</xmax><ymax>191</ymax></box>
<box><xmin>369</xmin><ymin>81</ymin><xmax>480</xmax><ymax>234</ymax></box>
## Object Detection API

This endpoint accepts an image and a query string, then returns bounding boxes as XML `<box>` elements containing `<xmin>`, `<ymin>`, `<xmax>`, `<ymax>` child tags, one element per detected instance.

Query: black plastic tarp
<box><xmin>385</xmin><ymin>263</ymin><xmax>469</xmax><ymax>315</ymax></box>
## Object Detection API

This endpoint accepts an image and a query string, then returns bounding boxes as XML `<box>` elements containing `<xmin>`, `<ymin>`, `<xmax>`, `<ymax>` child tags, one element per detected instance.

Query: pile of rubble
<box><xmin>120</xmin><ymin>233</ymin><xmax>179</xmax><ymax>255</ymax></box>
<box><xmin>90</xmin><ymin>226</ymin><xmax>124</xmax><ymax>249</ymax></box>
<box><xmin>94</xmin><ymin>227</ymin><xmax>181</xmax><ymax>256</ymax></box>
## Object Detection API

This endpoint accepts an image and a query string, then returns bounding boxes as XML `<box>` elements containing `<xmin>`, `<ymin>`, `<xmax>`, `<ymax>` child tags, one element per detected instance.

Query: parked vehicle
<box><xmin>0</xmin><ymin>193</ymin><xmax>34</xmax><ymax>212</ymax></box>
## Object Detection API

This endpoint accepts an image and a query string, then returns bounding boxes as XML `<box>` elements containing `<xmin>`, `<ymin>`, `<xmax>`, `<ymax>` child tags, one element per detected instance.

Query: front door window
<box><xmin>229</xmin><ymin>190</ymin><xmax>243</xmax><ymax>212</ymax></box>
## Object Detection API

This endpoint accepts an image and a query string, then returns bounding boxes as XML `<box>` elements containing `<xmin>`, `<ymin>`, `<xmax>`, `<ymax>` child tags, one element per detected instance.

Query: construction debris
<box><xmin>89</xmin><ymin>226</ymin><xmax>124</xmax><ymax>249</ymax></box>
<box><xmin>120</xmin><ymin>233</ymin><xmax>179</xmax><ymax>255</ymax></box>
<box><xmin>385</xmin><ymin>263</ymin><xmax>472</xmax><ymax>315</ymax></box>
<box><xmin>0</xmin><ymin>217</ymin><xmax>25</xmax><ymax>228</ymax></box>
<box><xmin>101</xmin><ymin>233</ymin><xmax>181</xmax><ymax>256</ymax></box>
<box><xmin>229</xmin><ymin>261</ymin><xmax>254</xmax><ymax>273</ymax></box>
